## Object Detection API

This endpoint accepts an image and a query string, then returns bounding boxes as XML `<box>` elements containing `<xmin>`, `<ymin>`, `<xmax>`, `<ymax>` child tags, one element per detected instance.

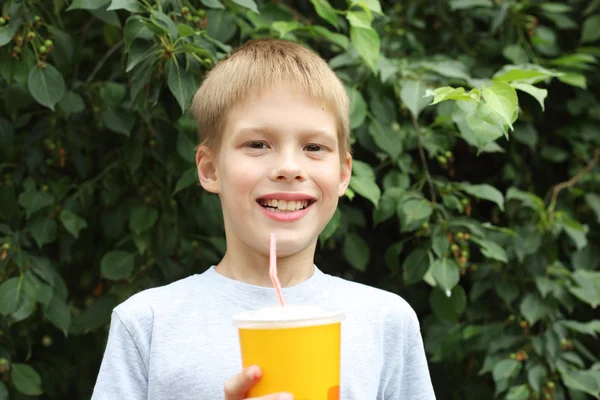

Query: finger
<box><xmin>224</xmin><ymin>365</ymin><xmax>262</xmax><ymax>400</ymax></box>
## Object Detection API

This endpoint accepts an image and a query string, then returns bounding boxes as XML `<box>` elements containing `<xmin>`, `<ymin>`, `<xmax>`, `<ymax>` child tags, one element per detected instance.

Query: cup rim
<box><xmin>233</xmin><ymin>305</ymin><xmax>345</xmax><ymax>329</ymax></box>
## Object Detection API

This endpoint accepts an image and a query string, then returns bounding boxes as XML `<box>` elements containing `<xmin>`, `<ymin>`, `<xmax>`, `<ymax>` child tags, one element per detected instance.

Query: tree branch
<box><xmin>86</xmin><ymin>39</ymin><xmax>124</xmax><ymax>84</ymax></box>
<box><xmin>548</xmin><ymin>147</ymin><xmax>600</xmax><ymax>216</ymax></box>
<box><xmin>411</xmin><ymin>114</ymin><xmax>437</xmax><ymax>205</ymax></box>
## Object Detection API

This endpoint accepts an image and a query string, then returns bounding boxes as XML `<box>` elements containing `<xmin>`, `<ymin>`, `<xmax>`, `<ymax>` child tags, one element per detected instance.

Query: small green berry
<box><xmin>181</xmin><ymin>6</ymin><xmax>190</xmax><ymax>13</ymax></box>
<box><xmin>444</xmin><ymin>151</ymin><xmax>452</xmax><ymax>158</ymax></box>
<box><xmin>437</xmin><ymin>155</ymin><xmax>447</xmax><ymax>164</ymax></box>
<box><xmin>39</xmin><ymin>45</ymin><xmax>48</xmax><ymax>53</ymax></box>
<box><xmin>450</xmin><ymin>244</ymin><xmax>459</xmax><ymax>252</ymax></box>
<box><xmin>13</xmin><ymin>46</ymin><xmax>21</xmax><ymax>53</ymax></box>
<box><xmin>197</xmin><ymin>9</ymin><xmax>206</xmax><ymax>16</ymax></box>
<box><xmin>2</xmin><ymin>243</ymin><xmax>9</xmax><ymax>249</ymax></box>
<box><xmin>0</xmin><ymin>17</ymin><xmax>6</xmax><ymax>25</ymax></box>
<box><xmin>34</xmin><ymin>15</ymin><xmax>41</xmax><ymax>22</ymax></box>
<box><xmin>27</xmin><ymin>31</ymin><xmax>36</xmax><ymax>40</ymax></box>
<box><xmin>192</xmin><ymin>15</ymin><xmax>200</xmax><ymax>23</ymax></box>
<box><xmin>44</xmin><ymin>39</ymin><xmax>53</xmax><ymax>47</ymax></box>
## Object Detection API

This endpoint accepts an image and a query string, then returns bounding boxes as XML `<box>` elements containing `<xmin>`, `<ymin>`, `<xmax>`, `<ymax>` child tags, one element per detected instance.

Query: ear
<box><xmin>338</xmin><ymin>152</ymin><xmax>352</xmax><ymax>197</ymax></box>
<box><xmin>196</xmin><ymin>145</ymin><xmax>220</xmax><ymax>194</ymax></box>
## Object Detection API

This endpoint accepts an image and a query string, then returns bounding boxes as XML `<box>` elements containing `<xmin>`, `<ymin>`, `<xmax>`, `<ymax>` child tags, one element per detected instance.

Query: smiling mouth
<box><xmin>257</xmin><ymin>199</ymin><xmax>315</xmax><ymax>212</ymax></box>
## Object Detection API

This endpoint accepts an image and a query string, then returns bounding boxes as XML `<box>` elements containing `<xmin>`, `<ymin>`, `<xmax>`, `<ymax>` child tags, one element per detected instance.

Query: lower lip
<box><xmin>258</xmin><ymin>202</ymin><xmax>313</xmax><ymax>222</ymax></box>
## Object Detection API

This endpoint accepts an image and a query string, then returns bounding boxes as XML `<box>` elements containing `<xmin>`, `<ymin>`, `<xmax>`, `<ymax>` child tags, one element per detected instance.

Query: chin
<box><xmin>266</xmin><ymin>233</ymin><xmax>316</xmax><ymax>258</ymax></box>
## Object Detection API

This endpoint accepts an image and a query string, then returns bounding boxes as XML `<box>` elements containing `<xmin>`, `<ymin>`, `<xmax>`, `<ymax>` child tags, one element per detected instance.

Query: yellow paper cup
<box><xmin>233</xmin><ymin>305</ymin><xmax>344</xmax><ymax>400</ymax></box>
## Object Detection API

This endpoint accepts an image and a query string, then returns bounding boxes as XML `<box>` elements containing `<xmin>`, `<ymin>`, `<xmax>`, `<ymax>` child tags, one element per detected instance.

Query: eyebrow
<box><xmin>234</xmin><ymin>126</ymin><xmax>337</xmax><ymax>140</ymax></box>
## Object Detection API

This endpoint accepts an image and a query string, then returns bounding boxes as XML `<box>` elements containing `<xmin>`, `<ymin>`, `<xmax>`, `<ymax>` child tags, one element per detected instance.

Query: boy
<box><xmin>91</xmin><ymin>39</ymin><xmax>435</xmax><ymax>400</ymax></box>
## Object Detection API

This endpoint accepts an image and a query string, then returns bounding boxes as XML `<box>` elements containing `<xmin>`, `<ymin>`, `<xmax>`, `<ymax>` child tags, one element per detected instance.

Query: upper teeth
<box><xmin>259</xmin><ymin>199</ymin><xmax>309</xmax><ymax>211</ymax></box>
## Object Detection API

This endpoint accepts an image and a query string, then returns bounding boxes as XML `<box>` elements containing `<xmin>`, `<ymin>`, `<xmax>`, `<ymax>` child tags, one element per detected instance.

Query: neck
<box><xmin>215</xmin><ymin>235</ymin><xmax>317</xmax><ymax>288</ymax></box>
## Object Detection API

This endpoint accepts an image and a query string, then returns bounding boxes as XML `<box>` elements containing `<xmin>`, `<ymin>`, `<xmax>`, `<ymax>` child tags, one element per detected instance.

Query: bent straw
<box><xmin>269</xmin><ymin>233</ymin><xmax>286</xmax><ymax>307</ymax></box>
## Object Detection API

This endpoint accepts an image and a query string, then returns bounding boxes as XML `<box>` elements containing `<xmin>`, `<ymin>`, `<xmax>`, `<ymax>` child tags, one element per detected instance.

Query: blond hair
<box><xmin>190</xmin><ymin>39</ymin><xmax>350</xmax><ymax>160</ymax></box>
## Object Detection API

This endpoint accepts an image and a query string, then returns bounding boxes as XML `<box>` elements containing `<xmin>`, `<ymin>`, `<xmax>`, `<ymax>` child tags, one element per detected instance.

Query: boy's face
<box><xmin>196</xmin><ymin>83</ymin><xmax>352</xmax><ymax>258</ymax></box>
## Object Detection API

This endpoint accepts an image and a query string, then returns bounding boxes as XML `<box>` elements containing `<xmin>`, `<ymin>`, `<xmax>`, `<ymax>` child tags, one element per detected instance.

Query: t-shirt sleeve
<box><xmin>385</xmin><ymin>306</ymin><xmax>436</xmax><ymax>400</ymax></box>
<box><xmin>91</xmin><ymin>311</ymin><xmax>149</xmax><ymax>400</ymax></box>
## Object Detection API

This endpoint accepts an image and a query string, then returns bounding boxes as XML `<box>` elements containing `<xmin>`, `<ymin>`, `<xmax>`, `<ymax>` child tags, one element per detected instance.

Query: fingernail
<box><xmin>246</xmin><ymin>365</ymin><xmax>259</xmax><ymax>379</ymax></box>
<box><xmin>279</xmin><ymin>393</ymin><xmax>294</xmax><ymax>400</ymax></box>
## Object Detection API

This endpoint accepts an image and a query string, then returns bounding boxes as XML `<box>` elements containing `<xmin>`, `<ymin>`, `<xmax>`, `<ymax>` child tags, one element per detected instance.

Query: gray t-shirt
<box><xmin>91</xmin><ymin>266</ymin><xmax>436</xmax><ymax>399</ymax></box>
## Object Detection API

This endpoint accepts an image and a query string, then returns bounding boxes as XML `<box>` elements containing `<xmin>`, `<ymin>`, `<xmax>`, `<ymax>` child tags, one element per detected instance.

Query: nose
<box><xmin>270</xmin><ymin>150</ymin><xmax>307</xmax><ymax>183</ymax></box>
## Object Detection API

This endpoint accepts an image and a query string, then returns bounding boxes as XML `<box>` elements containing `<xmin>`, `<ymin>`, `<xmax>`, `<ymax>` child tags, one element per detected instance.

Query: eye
<box><xmin>304</xmin><ymin>144</ymin><xmax>324</xmax><ymax>152</ymax></box>
<box><xmin>245</xmin><ymin>141</ymin><xmax>268</xmax><ymax>150</ymax></box>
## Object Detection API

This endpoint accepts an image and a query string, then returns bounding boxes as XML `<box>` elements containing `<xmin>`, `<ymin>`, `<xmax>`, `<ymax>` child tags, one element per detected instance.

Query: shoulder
<box><xmin>113</xmin><ymin>274</ymin><xmax>202</xmax><ymax>327</ymax></box>
<box><xmin>326</xmin><ymin>275</ymin><xmax>420</xmax><ymax>329</ymax></box>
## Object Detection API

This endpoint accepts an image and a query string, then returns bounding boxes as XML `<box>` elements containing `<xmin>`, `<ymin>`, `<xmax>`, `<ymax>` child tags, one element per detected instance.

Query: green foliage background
<box><xmin>1</xmin><ymin>0</ymin><xmax>600</xmax><ymax>398</ymax></box>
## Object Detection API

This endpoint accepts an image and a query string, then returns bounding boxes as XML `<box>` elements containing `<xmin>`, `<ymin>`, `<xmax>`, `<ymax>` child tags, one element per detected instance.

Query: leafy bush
<box><xmin>1</xmin><ymin>0</ymin><xmax>599</xmax><ymax>398</ymax></box>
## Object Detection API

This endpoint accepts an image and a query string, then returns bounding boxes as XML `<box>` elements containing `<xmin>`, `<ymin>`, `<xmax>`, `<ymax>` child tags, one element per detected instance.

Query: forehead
<box><xmin>224</xmin><ymin>84</ymin><xmax>338</xmax><ymax>134</ymax></box>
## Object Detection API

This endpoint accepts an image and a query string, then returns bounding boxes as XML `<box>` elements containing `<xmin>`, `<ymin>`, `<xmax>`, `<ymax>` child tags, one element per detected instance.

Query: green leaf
<box><xmin>431</xmin><ymin>258</ymin><xmax>460</xmax><ymax>294</ymax></box>
<box><xmin>343</xmin><ymin>233</ymin><xmax>369</xmax><ymax>272</ymax></box>
<box><xmin>506</xmin><ymin>385</ymin><xmax>530</xmax><ymax>400</ymax></box>
<box><xmin>470</xmin><ymin>237</ymin><xmax>508</xmax><ymax>263</ymax></box>
<box><xmin>512</xmin><ymin>82</ymin><xmax>548</xmax><ymax>111</ymax></box>
<box><xmin>482</xmin><ymin>81</ymin><xmax>518</xmax><ymax>130</ymax></box>
<box><xmin>166</xmin><ymin>58</ymin><xmax>196</xmax><ymax>113</ymax></box>
<box><xmin>150</xmin><ymin>11</ymin><xmax>178</xmax><ymax>39</ymax></box>
<box><xmin>559</xmin><ymin>216</ymin><xmax>588</xmax><ymax>250</ymax></box>
<box><xmin>124</xmin><ymin>17</ymin><xmax>154</xmax><ymax>50</ymax></box>
<box><xmin>401</xmin><ymin>198</ymin><xmax>433</xmax><ymax>225</ymax></box>
<box><xmin>347</xmin><ymin>87</ymin><xmax>367</xmax><ymax>129</ymax></box>
<box><xmin>311</xmin><ymin>26</ymin><xmax>349</xmax><ymax>49</ymax></box>
<box><xmin>107</xmin><ymin>0</ymin><xmax>144</xmax><ymax>12</ymax></box>
<box><xmin>173</xmin><ymin>167</ymin><xmax>198</xmax><ymax>195</ymax></box>
<box><xmin>346</xmin><ymin>11</ymin><xmax>372</xmax><ymax>29</ymax></box>
<box><xmin>29</xmin><ymin>217</ymin><xmax>58</xmax><ymax>248</ymax></box>
<box><xmin>59</xmin><ymin>210</ymin><xmax>88</xmax><ymax>238</ymax></box>
<box><xmin>453</xmin><ymin>101</ymin><xmax>506</xmax><ymax>152</ymax></box>
<box><xmin>560</xmin><ymin>320</ymin><xmax>600</xmax><ymax>337</ymax></box>
<box><xmin>585</xmin><ymin>193</ymin><xmax>600</xmax><ymax>223</ymax></box>
<box><xmin>43</xmin><ymin>296</ymin><xmax>71</xmax><ymax>336</ymax></box>
<box><xmin>561</xmin><ymin>369</ymin><xmax>600</xmax><ymax>398</ymax></box>
<box><xmin>27</xmin><ymin>64</ymin><xmax>66</xmax><ymax>111</ymax></box>
<box><xmin>101</xmin><ymin>108</ymin><xmax>135</xmax><ymax>136</ymax></box>
<box><xmin>492</xmin><ymin>359</ymin><xmax>522</xmax><ymax>384</ymax></box>
<box><xmin>520</xmin><ymin>293</ymin><xmax>550</xmax><ymax>326</ymax></box>
<box><xmin>272</xmin><ymin>21</ymin><xmax>302</xmax><ymax>38</ymax></box>
<box><xmin>129</xmin><ymin>205</ymin><xmax>159</xmax><ymax>235</ymax></box>
<box><xmin>100</xmin><ymin>82</ymin><xmax>126</xmax><ymax>107</ymax></box>
<box><xmin>432</xmin><ymin>232</ymin><xmax>450</xmax><ymax>258</ymax></box>
<box><xmin>427</xmin><ymin>86</ymin><xmax>477</xmax><ymax>105</ymax></box>
<box><xmin>23</xmin><ymin>271</ymin><xmax>53</xmax><ymax>307</ymax></box>
<box><xmin>400</xmin><ymin>80</ymin><xmax>432</xmax><ymax>119</ymax></box>
<box><xmin>202</xmin><ymin>0</ymin><xmax>225</xmax><ymax>8</ymax></box>
<box><xmin>540</xmin><ymin>3</ymin><xmax>572</xmax><ymax>13</ymax></box>
<box><xmin>18</xmin><ymin>190</ymin><xmax>55</xmax><ymax>218</ymax></box>
<box><xmin>11</xmin><ymin>364</ymin><xmax>42</xmax><ymax>395</ymax></box>
<box><xmin>309</xmin><ymin>0</ymin><xmax>339</xmax><ymax>28</ymax></box>
<box><xmin>351</xmin><ymin>0</ymin><xmax>382</xmax><ymax>14</ymax></box>
<box><xmin>319</xmin><ymin>207</ymin><xmax>341</xmax><ymax>244</ymax></box>
<box><xmin>177</xmin><ymin>132</ymin><xmax>196</xmax><ymax>163</ymax></box>
<box><xmin>558</xmin><ymin>72</ymin><xmax>587</xmax><ymax>89</ymax></box>
<box><xmin>0</xmin><ymin>277</ymin><xmax>20</xmax><ymax>315</ymax></box>
<box><xmin>582</xmin><ymin>14</ymin><xmax>600</xmax><ymax>43</ymax></box>
<box><xmin>58</xmin><ymin>90</ymin><xmax>85</xmax><ymax>116</ymax></box>
<box><xmin>368</xmin><ymin>120</ymin><xmax>402</xmax><ymax>159</ymax></box>
<box><xmin>568</xmin><ymin>270</ymin><xmax>600</xmax><ymax>308</ymax></box>
<box><xmin>0</xmin><ymin>381</ymin><xmax>7</xmax><ymax>399</ymax></box>
<box><xmin>449</xmin><ymin>0</ymin><xmax>492</xmax><ymax>10</ymax></box>
<box><xmin>232</xmin><ymin>0</ymin><xmax>259</xmax><ymax>13</ymax></box>
<box><xmin>503</xmin><ymin>45</ymin><xmax>529</xmax><ymax>64</ymax></box>
<box><xmin>100</xmin><ymin>250</ymin><xmax>135</xmax><ymax>280</ymax></box>
<box><xmin>350</xmin><ymin>27</ymin><xmax>380</xmax><ymax>73</ymax></box>
<box><xmin>403</xmin><ymin>248</ymin><xmax>429</xmax><ymax>285</ymax></box>
<box><xmin>349</xmin><ymin>165</ymin><xmax>381</xmax><ymax>207</ymax></box>
<box><xmin>528</xmin><ymin>364</ymin><xmax>547</xmax><ymax>395</ymax></box>
<box><xmin>67</xmin><ymin>0</ymin><xmax>111</xmax><ymax>10</ymax></box>
<box><xmin>493</xmin><ymin>66</ymin><xmax>557</xmax><ymax>84</ymax></box>
<box><xmin>429</xmin><ymin>285</ymin><xmax>466</xmax><ymax>322</ymax></box>
<box><xmin>459</xmin><ymin>183</ymin><xmax>504</xmax><ymax>211</ymax></box>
